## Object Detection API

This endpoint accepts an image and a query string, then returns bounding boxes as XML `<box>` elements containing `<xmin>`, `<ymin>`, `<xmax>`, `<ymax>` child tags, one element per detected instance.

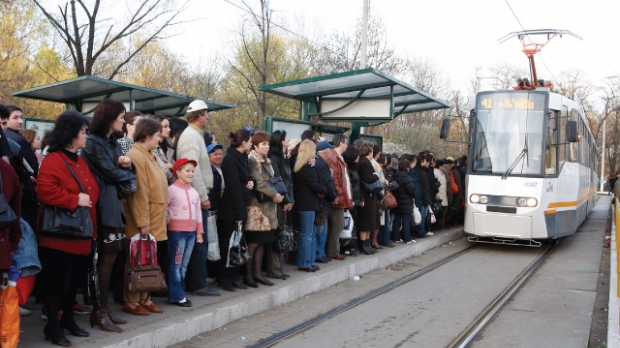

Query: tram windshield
<box><xmin>472</xmin><ymin>92</ymin><xmax>546</xmax><ymax>176</ymax></box>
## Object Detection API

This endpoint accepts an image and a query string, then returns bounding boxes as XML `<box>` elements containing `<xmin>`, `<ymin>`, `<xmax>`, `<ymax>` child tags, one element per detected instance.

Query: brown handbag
<box><xmin>125</xmin><ymin>236</ymin><xmax>166</xmax><ymax>293</ymax></box>
<box><xmin>380</xmin><ymin>189</ymin><xmax>398</xmax><ymax>210</ymax></box>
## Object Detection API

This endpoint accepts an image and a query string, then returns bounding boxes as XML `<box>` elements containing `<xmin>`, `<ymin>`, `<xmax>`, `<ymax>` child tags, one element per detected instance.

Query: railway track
<box><xmin>248</xmin><ymin>240</ymin><xmax>558</xmax><ymax>348</ymax></box>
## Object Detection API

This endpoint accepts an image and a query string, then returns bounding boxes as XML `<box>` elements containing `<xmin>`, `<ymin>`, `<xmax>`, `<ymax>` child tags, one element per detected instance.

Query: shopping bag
<box><xmin>339</xmin><ymin>210</ymin><xmax>354</xmax><ymax>239</ymax></box>
<box><xmin>129</xmin><ymin>234</ymin><xmax>158</xmax><ymax>266</ymax></box>
<box><xmin>428</xmin><ymin>205</ymin><xmax>436</xmax><ymax>224</ymax></box>
<box><xmin>226</xmin><ymin>222</ymin><xmax>251</xmax><ymax>268</ymax></box>
<box><xmin>206</xmin><ymin>211</ymin><xmax>221</xmax><ymax>261</ymax></box>
<box><xmin>0</xmin><ymin>267</ymin><xmax>21</xmax><ymax>348</ymax></box>
<box><xmin>413</xmin><ymin>205</ymin><xmax>422</xmax><ymax>225</ymax></box>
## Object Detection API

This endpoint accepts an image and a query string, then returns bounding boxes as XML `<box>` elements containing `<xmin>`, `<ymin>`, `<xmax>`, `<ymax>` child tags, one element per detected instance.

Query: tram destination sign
<box><xmin>477</xmin><ymin>92</ymin><xmax>544</xmax><ymax>111</ymax></box>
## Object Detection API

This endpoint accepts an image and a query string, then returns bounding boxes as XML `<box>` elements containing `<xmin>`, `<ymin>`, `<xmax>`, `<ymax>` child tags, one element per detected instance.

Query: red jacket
<box><xmin>0</xmin><ymin>160</ymin><xmax>22</xmax><ymax>270</ymax></box>
<box><xmin>319</xmin><ymin>149</ymin><xmax>353</xmax><ymax>210</ymax></box>
<box><xmin>37</xmin><ymin>151</ymin><xmax>100</xmax><ymax>255</ymax></box>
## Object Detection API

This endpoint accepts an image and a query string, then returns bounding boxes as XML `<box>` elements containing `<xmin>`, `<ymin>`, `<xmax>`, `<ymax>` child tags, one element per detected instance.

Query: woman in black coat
<box><xmin>414</xmin><ymin>154</ymin><xmax>432</xmax><ymax>238</ymax></box>
<box><xmin>217</xmin><ymin>129</ymin><xmax>254</xmax><ymax>292</ymax></box>
<box><xmin>391</xmin><ymin>158</ymin><xmax>416</xmax><ymax>243</ymax></box>
<box><xmin>356</xmin><ymin>143</ymin><xmax>381</xmax><ymax>255</ymax></box>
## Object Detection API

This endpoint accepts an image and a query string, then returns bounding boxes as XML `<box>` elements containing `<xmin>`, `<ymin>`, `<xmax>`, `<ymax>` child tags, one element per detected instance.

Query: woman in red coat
<box><xmin>37</xmin><ymin>111</ymin><xmax>99</xmax><ymax>347</ymax></box>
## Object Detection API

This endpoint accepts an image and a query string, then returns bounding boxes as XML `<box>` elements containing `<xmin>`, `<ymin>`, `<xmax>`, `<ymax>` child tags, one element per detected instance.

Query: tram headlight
<box><xmin>470</xmin><ymin>194</ymin><xmax>480</xmax><ymax>203</ymax></box>
<box><xmin>526</xmin><ymin>197</ymin><xmax>538</xmax><ymax>207</ymax></box>
<box><xmin>479</xmin><ymin>195</ymin><xmax>488</xmax><ymax>204</ymax></box>
<box><xmin>516</xmin><ymin>197</ymin><xmax>527</xmax><ymax>207</ymax></box>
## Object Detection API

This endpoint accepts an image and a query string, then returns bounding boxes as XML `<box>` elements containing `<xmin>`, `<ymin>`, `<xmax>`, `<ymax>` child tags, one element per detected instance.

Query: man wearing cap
<box><xmin>176</xmin><ymin>100</ymin><xmax>219</xmax><ymax>296</ymax></box>
<box><xmin>319</xmin><ymin>134</ymin><xmax>353</xmax><ymax>261</ymax></box>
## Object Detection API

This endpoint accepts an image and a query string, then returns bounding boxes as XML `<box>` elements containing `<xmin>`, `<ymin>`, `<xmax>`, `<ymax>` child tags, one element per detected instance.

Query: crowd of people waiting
<box><xmin>0</xmin><ymin>99</ymin><xmax>466</xmax><ymax>346</ymax></box>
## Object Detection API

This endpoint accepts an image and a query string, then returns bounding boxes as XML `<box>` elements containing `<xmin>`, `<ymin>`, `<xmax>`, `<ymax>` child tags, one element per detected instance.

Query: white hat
<box><xmin>187</xmin><ymin>100</ymin><xmax>209</xmax><ymax>112</ymax></box>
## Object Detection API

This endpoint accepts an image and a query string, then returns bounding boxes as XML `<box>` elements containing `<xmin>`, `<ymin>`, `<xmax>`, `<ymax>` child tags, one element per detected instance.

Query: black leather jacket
<box><xmin>82</xmin><ymin>133</ymin><xmax>136</xmax><ymax>228</ymax></box>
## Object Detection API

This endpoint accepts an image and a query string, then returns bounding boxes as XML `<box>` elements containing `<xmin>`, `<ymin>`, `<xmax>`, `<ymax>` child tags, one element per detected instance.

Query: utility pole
<box><xmin>600</xmin><ymin>120</ymin><xmax>606</xmax><ymax>192</ymax></box>
<box><xmin>361</xmin><ymin>0</ymin><xmax>369</xmax><ymax>67</ymax></box>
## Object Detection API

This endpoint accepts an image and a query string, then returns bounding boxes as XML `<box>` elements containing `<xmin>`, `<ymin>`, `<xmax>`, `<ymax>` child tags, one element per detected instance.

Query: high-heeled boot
<box><xmin>89</xmin><ymin>305</ymin><xmax>123</xmax><ymax>333</ymax></box>
<box><xmin>361</xmin><ymin>240</ymin><xmax>376</xmax><ymax>255</ymax></box>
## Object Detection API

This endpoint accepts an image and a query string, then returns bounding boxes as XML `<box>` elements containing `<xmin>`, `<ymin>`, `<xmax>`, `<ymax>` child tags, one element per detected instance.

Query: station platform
<box><xmin>17</xmin><ymin>225</ymin><xmax>465</xmax><ymax>347</ymax></box>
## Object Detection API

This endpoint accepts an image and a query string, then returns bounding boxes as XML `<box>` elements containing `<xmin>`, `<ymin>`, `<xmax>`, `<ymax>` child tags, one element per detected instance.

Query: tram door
<box><xmin>544</xmin><ymin>110</ymin><xmax>560</xmax><ymax>238</ymax></box>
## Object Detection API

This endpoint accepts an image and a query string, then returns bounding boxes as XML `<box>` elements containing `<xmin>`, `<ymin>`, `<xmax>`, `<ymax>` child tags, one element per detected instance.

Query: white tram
<box><xmin>460</xmin><ymin>89</ymin><xmax>598</xmax><ymax>246</ymax></box>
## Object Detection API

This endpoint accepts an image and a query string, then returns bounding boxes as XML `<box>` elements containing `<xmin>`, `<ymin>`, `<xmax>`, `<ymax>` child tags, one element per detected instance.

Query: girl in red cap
<box><xmin>166</xmin><ymin>158</ymin><xmax>202</xmax><ymax>307</ymax></box>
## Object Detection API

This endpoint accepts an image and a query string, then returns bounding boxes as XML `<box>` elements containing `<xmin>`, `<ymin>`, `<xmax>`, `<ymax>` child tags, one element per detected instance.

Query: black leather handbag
<box><xmin>276</xmin><ymin>212</ymin><xmax>298</xmax><ymax>253</ymax></box>
<box><xmin>254</xmin><ymin>163</ymin><xmax>287</xmax><ymax>203</ymax></box>
<box><xmin>117</xmin><ymin>178</ymin><xmax>138</xmax><ymax>199</ymax></box>
<box><xmin>0</xmin><ymin>174</ymin><xmax>18</xmax><ymax>229</ymax></box>
<box><xmin>39</xmin><ymin>160</ymin><xmax>93</xmax><ymax>239</ymax></box>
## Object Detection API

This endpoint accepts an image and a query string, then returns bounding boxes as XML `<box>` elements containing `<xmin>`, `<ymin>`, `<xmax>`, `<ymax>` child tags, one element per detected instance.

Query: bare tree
<box><xmin>32</xmin><ymin>0</ymin><xmax>188</xmax><ymax>79</ymax></box>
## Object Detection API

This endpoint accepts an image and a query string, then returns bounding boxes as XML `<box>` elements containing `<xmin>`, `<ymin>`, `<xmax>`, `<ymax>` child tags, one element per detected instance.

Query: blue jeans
<box><xmin>378</xmin><ymin>210</ymin><xmax>392</xmax><ymax>245</ymax></box>
<box><xmin>185</xmin><ymin>209</ymin><xmax>210</xmax><ymax>292</ymax></box>
<box><xmin>296</xmin><ymin>211</ymin><xmax>316</xmax><ymax>268</ymax></box>
<box><xmin>392</xmin><ymin>213</ymin><xmax>412</xmax><ymax>243</ymax></box>
<box><xmin>315</xmin><ymin>223</ymin><xmax>328</xmax><ymax>260</ymax></box>
<box><xmin>167</xmin><ymin>232</ymin><xmax>196</xmax><ymax>303</ymax></box>
<box><xmin>415</xmin><ymin>205</ymin><xmax>429</xmax><ymax>238</ymax></box>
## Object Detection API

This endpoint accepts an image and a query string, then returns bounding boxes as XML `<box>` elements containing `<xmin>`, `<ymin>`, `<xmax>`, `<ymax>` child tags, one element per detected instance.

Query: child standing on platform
<box><xmin>167</xmin><ymin>158</ymin><xmax>203</xmax><ymax>307</ymax></box>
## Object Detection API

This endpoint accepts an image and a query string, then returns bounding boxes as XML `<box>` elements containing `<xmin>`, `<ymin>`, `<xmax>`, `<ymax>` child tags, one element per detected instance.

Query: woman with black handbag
<box><xmin>82</xmin><ymin>99</ymin><xmax>135</xmax><ymax>333</ymax></box>
<box><xmin>244</xmin><ymin>131</ymin><xmax>284</xmax><ymax>287</ymax></box>
<box><xmin>217</xmin><ymin>129</ymin><xmax>254</xmax><ymax>292</ymax></box>
<box><xmin>266</xmin><ymin>130</ymin><xmax>293</xmax><ymax>280</ymax></box>
<box><xmin>37</xmin><ymin>111</ymin><xmax>99</xmax><ymax>346</ymax></box>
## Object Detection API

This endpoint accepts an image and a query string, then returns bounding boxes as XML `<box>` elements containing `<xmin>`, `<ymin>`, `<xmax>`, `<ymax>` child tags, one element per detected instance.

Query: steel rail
<box><xmin>248</xmin><ymin>244</ymin><xmax>479</xmax><ymax>348</ymax></box>
<box><xmin>446</xmin><ymin>240</ymin><xmax>560</xmax><ymax>348</ymax></box>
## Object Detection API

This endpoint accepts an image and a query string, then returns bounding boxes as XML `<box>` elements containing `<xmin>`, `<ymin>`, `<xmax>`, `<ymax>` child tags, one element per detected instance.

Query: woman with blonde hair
<box><xmin>292</xmin><ymin>140</ymin><xmax>327</xmax><ymax>272</ymax></box>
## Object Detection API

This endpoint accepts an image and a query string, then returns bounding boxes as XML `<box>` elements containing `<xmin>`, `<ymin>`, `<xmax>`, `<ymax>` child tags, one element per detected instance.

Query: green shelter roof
<box><xmin>12</xmin><ymin>75</ymin><xmax>233</xmax><ymax>116</ymax></box>
<box><xmin>258</xmin><ymin>68</ymin><xmax>450</xmax><ymax>118</ymax></box>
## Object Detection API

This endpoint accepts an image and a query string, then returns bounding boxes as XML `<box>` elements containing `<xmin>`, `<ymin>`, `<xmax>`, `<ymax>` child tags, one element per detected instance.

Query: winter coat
<box><xmin>0</xmin><ymin>160</ymin><xmax>21</xmax><ymax>270</ymax></box>
<box><xmin>152</xmin><ymin>140</ymin><xmax>175</xmax><ymax>185</ymax></box>
<box><xmin>319</xmin><ymin>148</ymin><xmax>353</xmax><ymax>209</ymax></box>
<box><xmin>6</xmin><ymin>128</ymin><xmax>38</xmax><ymax>177</ymax></box>
<box><xmin>38</xmin><ymin>151</ymin><xmax>99</xmax><ymax>255</ymax></box>
<box><xmin>208</xmin><ymin>165</ymin><xmax>223</xmax><ymax>213</ymax></box>
<box><xmin>292</xmin><ymin>162</ymin><xmax>326</xmax><ymax>212</ymax></box>
<box><xmin>219</xmin><ymin>147</ymin><xmax>251</xmax><ymax>223</ymax></box>
<box><xmin>441</xmin><ymin>166</ymin><xmax>453</xmax><ymax>196</ymax></box>
<box><xmin>452</xmin><ymin>166</ymin><xmax>463</xmax><ymax>197</ymax></box>
<box><xmin>416</xmin><ymin>166</ymin><xmax>432</xmax><ymax>206</ymax></box>
<box><xmin>435</xmin><ymin>168</ymin><xmax>448</xmax><ymax>207</ymax></box>
<box><xmin>346</xmin><ymin>162</ymin><xmax>364</xmax><ymax>207</ymax></box>
<box><xmin>123</xmin><ymin>143</ymin><xmax>169</xmax><ymax>242</ymax></box>
<box><xmin>82</xmin><ymin>133</ymin><xmax>135</xmax><ymax>229</ymax></box>
<box><xmin>176</xmin><ymin>124</ymin><xmax>213</xmax><ymax>201</ymax></box>
<box><xmin>426</xmin><ymin>166</ymin><xmax>439</xmax><ymax>197</ymax></box>
<box><xmin>357</xmin><ymin>156</ymin><xmax>380</xmax><ymax>231</ymax></box>
<box><xmin>247</xmin><ymin>150</ymin><xmax>278</xmax><ymax>230</ymax></box>
<box><xmin>391</xmin><ymin>171</ymin><xmax>416</xmax><ymax>215</ymax></box>
<box><xmin>269</xmin><ymin>152</ymin><xmax>294</xmax><ymax>205</ymax></box>
<box><xmin>314</xmin><ymin>154</ymin><xmax>337</xmax><ymax>207</ymax></box>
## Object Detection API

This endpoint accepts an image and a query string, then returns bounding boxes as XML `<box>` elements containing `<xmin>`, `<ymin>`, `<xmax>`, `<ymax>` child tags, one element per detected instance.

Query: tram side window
<box><xmin>546</xmin><ymin>111</ymin><xmax>559</xmax><ymax>175</ymax></box>
<box><xmin>559</xmin><ymin>107</ymin><xmax>568</xmax><ymax>167</ymax></box>
<box><xmin>569</xmin><ymin>109</ymin><xmax>579</xmax><ymax>162</ymax></box>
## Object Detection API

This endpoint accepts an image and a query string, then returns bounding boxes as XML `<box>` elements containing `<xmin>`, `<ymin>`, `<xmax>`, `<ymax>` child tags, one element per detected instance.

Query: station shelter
<box><xmin>11</xmin><ymin>75</ymin><xmax>233</xmax><ymax>138</ymax></box>
<box><xmin>259</xmin><ymin>68</ymin><xmax>450</xmax><ymax>149</ymax></box>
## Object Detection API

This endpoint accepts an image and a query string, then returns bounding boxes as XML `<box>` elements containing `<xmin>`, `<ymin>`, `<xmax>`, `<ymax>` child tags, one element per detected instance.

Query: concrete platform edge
<box><xmin>99</xmin><ymin>229</ymin><xmax>465</xmax><ymax>348</ymax></box>
<box><xmin>609</xmin><ymin>202</ymin><xmax>619</xmax><ymax>348</ymax></box>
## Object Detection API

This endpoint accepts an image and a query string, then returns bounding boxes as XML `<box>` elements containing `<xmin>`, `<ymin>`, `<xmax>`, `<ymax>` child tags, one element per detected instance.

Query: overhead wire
<box><xmin>503</xmin><ymin>0</ymin><xmax>558</xmax><ymax>83</ymax></box>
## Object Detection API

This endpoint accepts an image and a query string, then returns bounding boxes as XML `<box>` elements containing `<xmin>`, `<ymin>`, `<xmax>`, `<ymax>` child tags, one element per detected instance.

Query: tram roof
<box><xmin>258</xmin><ymin>68</ymin><xmax>450</xmax><ymax>119</ymax></box>
<box><xmin>12</xmin><ymin>75</ymin><xmax>233</xmax><ymax>116</ymax></box>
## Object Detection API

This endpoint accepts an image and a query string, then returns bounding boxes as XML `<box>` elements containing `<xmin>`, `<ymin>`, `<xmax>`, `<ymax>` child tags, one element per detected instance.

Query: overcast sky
<box><xmin>167</xmin><ymin>0</ymin><xmax>620</xmax><ymax>92</ymax></box>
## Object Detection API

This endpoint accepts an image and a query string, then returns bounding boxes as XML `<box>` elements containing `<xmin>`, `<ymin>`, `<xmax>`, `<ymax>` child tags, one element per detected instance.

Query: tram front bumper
<box><xmin>472</xmin><ymin>212</ymin><xmax>532</xmax><ymax>239</ymax></box>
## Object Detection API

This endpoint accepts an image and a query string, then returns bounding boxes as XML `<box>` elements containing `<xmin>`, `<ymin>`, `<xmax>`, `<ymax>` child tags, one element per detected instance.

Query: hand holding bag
<box><xmin>339</xmin><ymin>210</ymin><xmax>354</xmax><ymax>239</ymax></box>
<box><xmin>39</xmin><ymin>160</ymin><xmax>93</xmax><ymax>239</ymax></box>
<box><xmin>227</xmin><ymin>222</ymin><xmax>251</xmax><ymax>267</ymax></box>
<box><xmin>206</xmin><ymin>211</ymin><xmax>221</xmax><ymax>261</ymax></box>
<box><xmin>0</xmin><ymin>174</ymin><xmax>18</xmax><ymax>229</ymax></box>
<box><xmin>116</xmin><ymin>178</ymin><xmax>138</xmax><ymax>199</ymax></box>
<box><xmin>125</xmin><ymin>234</ymin><xmax>166</xmax><ymax>293</ymax></box>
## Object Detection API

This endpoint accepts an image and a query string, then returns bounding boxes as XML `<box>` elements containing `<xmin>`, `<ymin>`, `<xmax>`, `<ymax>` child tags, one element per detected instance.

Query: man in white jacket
<box><xmin>176</xmin><ymin>100</ymin><xmax>220</xmax><ymax>296</ymax></box>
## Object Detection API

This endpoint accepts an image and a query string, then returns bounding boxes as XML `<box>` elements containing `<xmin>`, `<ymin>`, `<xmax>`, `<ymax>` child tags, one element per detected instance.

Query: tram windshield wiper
<box><xmin>501</xmin><ymin>142</ymin><xmax>528</xmax><ymax>180</ymax></box>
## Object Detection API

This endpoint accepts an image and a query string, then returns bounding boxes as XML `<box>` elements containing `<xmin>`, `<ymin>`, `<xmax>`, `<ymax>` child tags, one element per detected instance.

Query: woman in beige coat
<box><xmin>244</xmin><ymin>131</ymin><xmax>284</xmax><ymax>288</ymax></box>
<box><xmin>122</xmin><ymin>118</ymin><xmax>168</xmax><ymax>315</ymax></box>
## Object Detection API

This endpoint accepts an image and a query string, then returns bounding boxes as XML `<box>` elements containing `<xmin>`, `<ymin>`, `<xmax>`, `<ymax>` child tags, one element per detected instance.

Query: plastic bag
<box><xmin>428</xmin><ymin>205</ymin><xmax>437</xmax><ymax>224</ymax></box>
<box><xmin>129</xmin><ymin>234</ymin><xmax>158</xmax><ymax>266</ymax></box>
<box><xmin>206</xmin><ymin>211</ymin><xmax>220</xmax><ymax>261</ymax></box>
<box><xmin>339</xmin><ymin>210</ymin><xmax>354</xmax><ymax>239</ymax></box>
<box><xmin>226</xmin><ymin>222</ymin><xmax>251</xmax><ymax>268</ymax></box>
<box><xmin>1</xmin><ymin>266</ymin><xmax>21</xmax><ymax>348</ymax></box>
<box><xmin>413</xmin><ymin>205</ymin><xmax>422</xmax><ymax>225</ymax></box>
